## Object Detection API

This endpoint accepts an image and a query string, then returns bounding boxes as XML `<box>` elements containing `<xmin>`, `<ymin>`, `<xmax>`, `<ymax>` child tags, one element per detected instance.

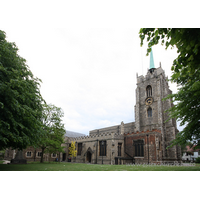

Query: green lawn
<box><xmin>0</xmin><ymin>162</ymin><xmax>200</xmax><ymax>171</ymax></box>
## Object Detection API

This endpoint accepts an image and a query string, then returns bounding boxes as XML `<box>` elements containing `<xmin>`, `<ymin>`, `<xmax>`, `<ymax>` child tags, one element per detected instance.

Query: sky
<box><xmin>1</xmin><ymin>1</ymin><xmax>195</xmax><ymax>135</ymax></box>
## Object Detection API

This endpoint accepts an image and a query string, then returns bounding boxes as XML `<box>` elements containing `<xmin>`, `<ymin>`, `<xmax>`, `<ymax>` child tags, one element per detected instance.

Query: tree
<box><xmin>68</xmin><ymin>141</ymin><xmax>77</xmax><ymax>158</ymax></box>
<box><xmin>139</xmin><ymin>28</ymin><xmax>200</xmax><ymax>148</ymax></box>
<box><xmin>180</xmin><ymin>141</ymin><xmax>193</xmax><ymax>155</ymax></box>
<box><xmin>0</xmin><ymin>30</ymin><xmax>44</xmax><ymax>150</ymax></box>
<box><xmin>38</xmin><ymin>103</ymin><xmax>65</xmax><ymax>163</ymax></box>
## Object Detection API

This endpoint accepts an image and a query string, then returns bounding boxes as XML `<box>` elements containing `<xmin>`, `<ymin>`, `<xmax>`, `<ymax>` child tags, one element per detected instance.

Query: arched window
<box><xmin>147</xmin><ymin>107</ymin><xmax>152</xmax><ymax>117</ymax></box>
<box><xmin>51</xmin><ymin>153</ymin><xmax>57</xmax><ymax>158</ymax></box>
<box><xmin>26</xmin><ymin>151</ymin><xmax>32</xmax><ymax>157</ymax></box>
<box><xmin>118</xmin><ymin>143</ymin><xmax>122</xmax><ymax>156</ymax></box>
<box><xmin>78</xmin><ymin>143</ymin><xmax>82</xmax><ymax>155</ymax></box>
<box><xmin>37</xmin><ymin>152</ymin><xmax>42</xmax><ymax>157</ymax></box>
<box><xmin>134</xmin><ymin>140</ymin><xmax>144</xmax><ymax>157</ymax></box>
<box><xmin>99</xmin><ymin>140</ymin><xmax>106</xmax><ymax>156</ymax></box>
<box><xmin>146</xmin><ymin>85</ymin><xmax>152</xmax><ymax>97</ymax></box>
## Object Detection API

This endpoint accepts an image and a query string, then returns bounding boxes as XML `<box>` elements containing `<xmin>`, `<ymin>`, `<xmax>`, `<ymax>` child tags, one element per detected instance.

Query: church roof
<box><xmin>65</xmin><ymin>130</ymin><xmax>86</xmax><ymax>137</ymax></box>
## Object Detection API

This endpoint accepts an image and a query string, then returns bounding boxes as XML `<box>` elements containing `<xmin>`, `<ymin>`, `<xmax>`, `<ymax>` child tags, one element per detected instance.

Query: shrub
<box><xmin>195</xmin><ymin>157</ymin><xmax>200</xmax><ymax>163</ymax></box>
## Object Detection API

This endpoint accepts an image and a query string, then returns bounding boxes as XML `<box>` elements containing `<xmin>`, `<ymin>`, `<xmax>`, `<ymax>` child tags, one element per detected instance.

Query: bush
<box><xmin>195</xmin><ymin>157</ymin><xmax>200</xmax><ymax>163</ymax></box>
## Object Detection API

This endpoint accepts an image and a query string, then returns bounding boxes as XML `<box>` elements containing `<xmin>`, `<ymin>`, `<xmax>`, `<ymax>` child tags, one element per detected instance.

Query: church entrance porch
<box><xmin>85</xmin><ymin>147</ymin><xmax>93</xmax><ymax>163</ymax></box>
<box><xmin>86</xmin><ymin>151</ymin><xmax>92</xmax><ymax>163</ymax></box>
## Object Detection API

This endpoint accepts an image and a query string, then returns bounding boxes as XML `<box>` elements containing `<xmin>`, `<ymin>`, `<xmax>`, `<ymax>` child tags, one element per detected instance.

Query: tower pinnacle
<box><xmin>149</xmin><ymin>47</ymin><xmax>155</xmax><ymax>69</ymax></box>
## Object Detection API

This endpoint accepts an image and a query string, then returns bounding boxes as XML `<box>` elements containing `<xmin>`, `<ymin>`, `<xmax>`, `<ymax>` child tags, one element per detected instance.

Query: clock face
<box><xmin>145</xmin><ymin>97</ymin><xmax>153</xmax><ymax>106</ymax></box>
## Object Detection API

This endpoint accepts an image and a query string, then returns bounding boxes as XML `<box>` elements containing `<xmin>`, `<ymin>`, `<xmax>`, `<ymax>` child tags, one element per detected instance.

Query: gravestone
<box><xmin>11</xmin><ymin>150</ymin><xmax>27</xmax><ymax>164</ymax></box>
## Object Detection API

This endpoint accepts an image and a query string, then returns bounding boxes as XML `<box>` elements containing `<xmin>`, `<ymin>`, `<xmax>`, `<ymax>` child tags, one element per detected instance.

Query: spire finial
<box><xmin>149</xmin><ymin>47</ymin><xmax>155</xmax><ymax>69</ymax></box>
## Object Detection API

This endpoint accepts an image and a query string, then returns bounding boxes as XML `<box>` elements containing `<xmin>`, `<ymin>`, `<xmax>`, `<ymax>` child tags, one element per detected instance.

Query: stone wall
<box><xmin>68</xmin><ymin>132</ymin><xmax>124</xmax><ymax>164</ymax></box>
<box><xmin>4</xmin><ymin>147</ymin><xmax>63</xmax><ymax>162</ymax></box>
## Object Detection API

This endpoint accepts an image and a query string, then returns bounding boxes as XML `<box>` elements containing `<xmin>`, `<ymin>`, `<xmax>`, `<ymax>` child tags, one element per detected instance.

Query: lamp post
<box><xmin>102</xmin><ymin>141</ymin><xmax>104</xmax><ymax>165</ymax></box>
<box><xmin>96</xmin><ymin>139</ymin><xmax>98</xmax><ymax>164</ymax></box>
<box><xmin>147</xmin><ymin>134</ymin><xmax>149</xmax><ymax>164</ymax></box>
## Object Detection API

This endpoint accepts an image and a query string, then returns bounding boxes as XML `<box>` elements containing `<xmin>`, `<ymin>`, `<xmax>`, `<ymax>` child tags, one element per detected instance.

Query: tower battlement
<box><xmin>137</xmin><ymin>66</ymin><xmax>168</xmax><ymax>84</ymax></box>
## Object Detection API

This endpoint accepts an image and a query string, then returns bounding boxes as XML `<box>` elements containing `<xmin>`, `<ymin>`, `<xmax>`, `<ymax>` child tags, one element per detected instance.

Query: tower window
<box><xmin>147</xmin><ymin>107</ymin><xmax>152</xmax><ymax>117</ymax></box>
<box><xmin>146</xmin><ymin>85</ymin><xmax>152</xmax><ymax>97</ymax></box>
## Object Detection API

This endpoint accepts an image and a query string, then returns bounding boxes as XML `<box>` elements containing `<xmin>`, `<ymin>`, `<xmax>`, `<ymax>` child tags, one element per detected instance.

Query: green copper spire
<box><xmin>149</xmin><ymin>47</ymin><xmax>155</xmax><ymax>69</ymax></box>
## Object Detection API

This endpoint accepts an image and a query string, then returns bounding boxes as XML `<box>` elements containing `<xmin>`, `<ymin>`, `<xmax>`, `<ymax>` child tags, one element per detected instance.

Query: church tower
<box><xmin>134</xmin><ymin>49</ymin><xmax>181</xmax><ymax>162</ymax></box>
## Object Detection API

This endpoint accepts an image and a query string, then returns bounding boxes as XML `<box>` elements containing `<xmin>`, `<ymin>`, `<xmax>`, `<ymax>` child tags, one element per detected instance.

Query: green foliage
<box><xmin>195</xmin><ymin>157</ymin><xmax>200</xmax><ymax>163</ymax></box>
<box><xmin>180</xmin><ymin>141</ymin><xmax>193</xmax><ymax>155</ymax></box>
<box><xmin>0</xmin><ymin>30</ymin><xmax>44</xmax><ymax>150</ymax></box>
<box><xmin>37</xmin><ymin>103</ymin><xmax>65</xmax><ymax>163</ymax></box>
<box><xmin>139</xmin><ymin>28</ymin><xmax>200</xmax><ymax>148</ymax></box>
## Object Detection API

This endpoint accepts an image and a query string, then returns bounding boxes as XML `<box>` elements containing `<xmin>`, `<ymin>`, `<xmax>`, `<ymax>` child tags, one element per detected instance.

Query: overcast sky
<box><xmin>1</xmin><ymin>0</ymin><xmax>195</xmax><ymax>135</ymax></box>
<box><xmin>2</xmin><ymin>0</ymin><xmax>199</xmax><ymax>196</ymax></box>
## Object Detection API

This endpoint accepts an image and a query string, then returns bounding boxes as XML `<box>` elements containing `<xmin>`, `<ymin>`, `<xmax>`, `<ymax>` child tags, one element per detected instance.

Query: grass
<box><xmin>0</xmin><ymin>162</ymin><xmax>200</xmax><ymax>171</ymax></box>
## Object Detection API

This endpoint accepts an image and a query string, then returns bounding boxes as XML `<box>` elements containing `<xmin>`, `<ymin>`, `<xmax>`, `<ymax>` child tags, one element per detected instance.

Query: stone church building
<box><xmin>4</xmin><ymin>51</ymin><xmax>182</xmax><ymax>164</ymax></box>
<box><xmin>67</xmin><ymin>63</ymin><xmax>182</xmax><ymax>164</ymax></box>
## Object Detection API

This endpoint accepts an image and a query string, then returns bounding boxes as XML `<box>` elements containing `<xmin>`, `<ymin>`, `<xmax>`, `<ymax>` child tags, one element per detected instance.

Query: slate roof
<box><xmin>65</xmin><ymin>130</ymin><xmax>86</xmax><ymax>138</ymax></box>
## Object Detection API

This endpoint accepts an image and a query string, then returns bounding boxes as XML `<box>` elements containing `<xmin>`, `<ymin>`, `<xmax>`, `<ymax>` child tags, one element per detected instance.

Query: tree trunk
<box><xmin>40</xmin><ymin>147</ymin><xmax>45</xmax><ymax>163</ymax></box>
<box><xmin>49</xmin><ymin>152</ymin><xmax>51</xmax><ymax>163</ymax></box>
<box><xmin>34</xmin><ymin>149</ymin><xmax>36</xmax><ymax>162</ymax></box>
